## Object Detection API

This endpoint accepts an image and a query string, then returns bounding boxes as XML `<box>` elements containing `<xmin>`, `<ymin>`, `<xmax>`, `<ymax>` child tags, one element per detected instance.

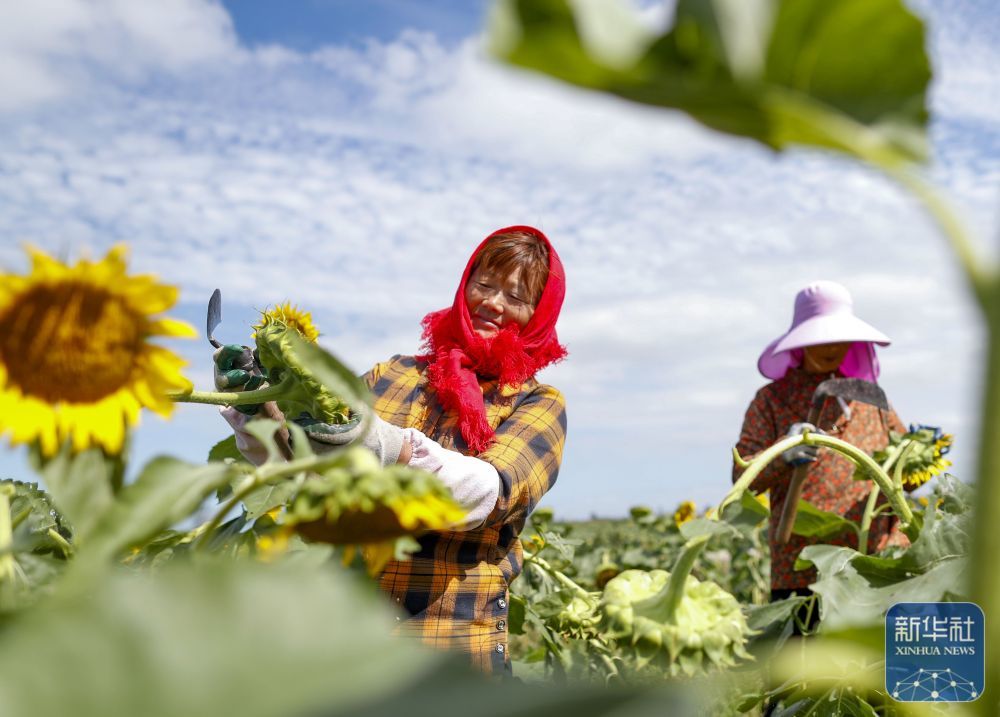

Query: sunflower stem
<box><xmin>0</xmin><ymin>485</ymin><xmax>15</xmax><ymax>583</ymax></box>
<box><xmin>192</xmin><ymin>448</ymin><xmax>352</xmax><ymax>552</ymax></box>
<box><xmin>10</xmin><ymin>505</ymin><xmax>32</xmax><ymax>531</ymax></box>
<box><xmin>526</xmin><ymin>554</ymin><xmax>594</xmax><ymax>602</ymax></box>
<box><xmin>167</xmin><ymin>378</ymin><xmax>293</xmax><ymax>407</ymax></box>
<box><xmin>662</xmin><ymin>534</ymin><xmax>710</xmax><ymax>623</ymax></box>
<box><xmin>971</xmin><ymin>281</ymin><xmax>1000</xmax><ymax>717</ymax></box>
<box><xmin>732</xmin><ymin>446</ymin><xmax>751</xmax><ymax>469</ymax></box>
<box><xmin>858</xmin><ymin>441</ymin><xmax>912</xmax><ymax>555</ymax></box>
<box><xmin>108</xmin><ymin>450</ymin><xmax>126</xmax><ymax>495</ymax></box>
<box><xmin>726</xmin><ymin>433</ymin><xmax>913</xmax><ymax>529</ymax></box>
<box><xmin>857</xmin><ymin>486</ymin><xmax>881</xmax><ymax>558</ymax></box>
<box><xmin>801</xmin><ymin>101</ymin><xmax>998</xmax><ymax>713</ymax></box>
<box><xmin>722</xmin><ymin>434</ymin><xmax>806</xmax><ymax>514</ymax></box>
<box><xmin>46</xmin><ymin>528</ymin><xmax>73</xmax><ymax>558</ymax></box>
<box><xmin>768</xmin><ymin>89</ymin><xmax>995</xmax><ymax>302</ymax></box>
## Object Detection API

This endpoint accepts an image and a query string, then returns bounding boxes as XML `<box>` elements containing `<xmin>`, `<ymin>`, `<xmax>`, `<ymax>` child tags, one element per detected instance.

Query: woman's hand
<box><xmin>293</xmin><ymin>405</ymin><xmax>407</xmax><ymax>467</ymax></box>
<box><xmin>220</xmin><ymin>403</ymin><xmax>290</xmax><ymax>465</ymax></box>
<box><xmin>781</xmin><ymin>422</ymin><xmax>824</xmax><ymax>466</ymax></box>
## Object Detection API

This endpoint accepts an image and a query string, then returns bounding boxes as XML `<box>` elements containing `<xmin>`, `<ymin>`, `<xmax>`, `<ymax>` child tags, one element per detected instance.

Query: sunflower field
<box><xmin>0</xmin><ymin>1</ymin><xmax>997</xmax><ymax>716</ymax></box>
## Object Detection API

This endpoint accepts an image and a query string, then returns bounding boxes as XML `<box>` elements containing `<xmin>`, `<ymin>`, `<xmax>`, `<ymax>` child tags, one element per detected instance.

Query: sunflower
<box><xmin>0</xmin><ymin>245</ymin><xmax>194</xmax><ymax>456</ymax></box>
<box><xmin>630</xmin><ymin>505</ymin><xmax>653</xmax><ymax>521</ymax></box>
<box><xmin>286</xmin><ymin>447</ymin><xmax>465</xmax><ymax>573</ymax></box>
<box><xmin>874</xmin><ymin>425</ymin><xmax>954</xmax><ymax>490</ymax></box>
<box><xmin>253</xmin><ymin>302</ymin><xmax>319</xmax><ymax>343</ymax></box>
<box><xmin>524</xmin><ymin>532</ymin><xmax>546</xmax><ymax>554</ymax></box>
<box><xmin>673</xmin><ymin>500</ymin><xmax>696</xmax><ymax>527</ymax></box>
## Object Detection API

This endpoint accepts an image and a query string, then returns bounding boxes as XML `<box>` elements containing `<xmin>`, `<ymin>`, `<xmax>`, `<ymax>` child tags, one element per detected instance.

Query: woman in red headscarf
<box><xmin>221</xmin><ymin>226</ymin><xmax>567</xmax><ymax>675</ymax></box>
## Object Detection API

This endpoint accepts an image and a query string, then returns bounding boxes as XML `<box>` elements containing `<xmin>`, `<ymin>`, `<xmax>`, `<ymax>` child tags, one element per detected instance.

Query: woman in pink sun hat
<box><xmin>733</xmin><ymin>280</ymin><xmax>909</xmax><ymax>632</ymax></box>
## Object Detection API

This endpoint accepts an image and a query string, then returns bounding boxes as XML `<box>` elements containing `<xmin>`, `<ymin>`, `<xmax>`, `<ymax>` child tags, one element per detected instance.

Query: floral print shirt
<box><xmin>733</xmin><ymin>368</ymin><xmax>906</xmax><ymax>590</ymax></box>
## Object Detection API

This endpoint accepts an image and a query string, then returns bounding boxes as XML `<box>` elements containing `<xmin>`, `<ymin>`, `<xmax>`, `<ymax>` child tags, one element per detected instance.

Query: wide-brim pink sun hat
<box><xmin>758</xmin><ymin>280</ymin><xmax>890</xmax><ymax>381</ymax></box>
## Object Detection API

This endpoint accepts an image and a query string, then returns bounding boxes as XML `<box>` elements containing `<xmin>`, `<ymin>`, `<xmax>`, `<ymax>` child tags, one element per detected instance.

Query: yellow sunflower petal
<box><xmin>148</xmin><ymin>317</ymin><xmax>197</xmax><ymax>338</ymax></box>
<box><xmin>0</xmin><ymin>245</ymin><xmax>192</xmax><ymax>455</ymax></box>
<box><xmin>120</xmin><ymin>278</ymin><xmax>179</xmax><ymax>314</ymax></box>
<box><xmin>253</xmin><ymin>301</ymin><xmax>320</xmax><ymax>343</ymax></box>
<box><xmin>26</xmin><ymin>245</ymin><xmax>68</xmax><ymax>278</ymax></box>
<box><xmin>130</xmin><ymin>379</ymin><xmax>172</xmax><ymax>418</ymax></box>
<box><xmin>360</xmin><ymin>541</ymin><xmax>398</xmax><ymax>577</ymax></box>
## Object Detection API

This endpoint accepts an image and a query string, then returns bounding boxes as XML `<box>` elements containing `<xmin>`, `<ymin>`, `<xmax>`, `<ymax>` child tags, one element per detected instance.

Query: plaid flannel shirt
<box><xmin>363</xmin><ymin>354</ymin><xmax>566</xmax><ymax>674</ymax></box>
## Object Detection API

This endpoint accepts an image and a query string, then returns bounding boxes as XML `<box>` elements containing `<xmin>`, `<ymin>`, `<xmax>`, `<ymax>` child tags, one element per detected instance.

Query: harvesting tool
<box><xmin>207</xmin><ymin>288</ymin><xmax>223</xmax><ymax>348</ymax></box>
<box><xmin>775</xmin><ymin>378</ymin><xmax>890</xmax><ymax>544</ymax></box>
<box><xmin>205</xmin><ymin>288</ymin><xmax>294</xmax><ymax>459</ymax></box>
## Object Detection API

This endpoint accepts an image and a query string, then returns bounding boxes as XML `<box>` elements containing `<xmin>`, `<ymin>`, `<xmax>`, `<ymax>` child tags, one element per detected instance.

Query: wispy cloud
<box><xmin>0</xmin><ymin>0</ymin><xmax>995</xmax><ymax>517</ymax></box>
<box><xmin>0</xmin><ymin>0</ymin><xmax>239</xmax><ymax>112</ymax></box>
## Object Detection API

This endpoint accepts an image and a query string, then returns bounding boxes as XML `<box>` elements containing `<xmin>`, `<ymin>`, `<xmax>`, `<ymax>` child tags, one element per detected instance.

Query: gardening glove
<box><xmin>403</xmin><ymin>428</ymin><xmax>500</xmax><ymax>531</ymax></box>
<box><xmin>781</xmin><ymin>422</ymin><xmax>823</xmax><ymax>466</ymax></box>
<box><xmin>213</xmin><ymin>343</ymin><xmax>266</xmax><ymax>415</ymax></box>
<box><xmin>293</xmin><ymin>404</ymin><xmax>405</xmax><ymax>467</ymax></box>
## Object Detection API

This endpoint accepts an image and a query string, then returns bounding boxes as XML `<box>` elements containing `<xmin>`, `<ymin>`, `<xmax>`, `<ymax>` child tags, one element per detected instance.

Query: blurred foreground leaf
<box><xmin>208</xmin><ymin>435</ymin><xmax>247</xmax><ymax>464</ymax></box>
<box><xmin>0</xmin><ymin>560</ymin><xmax>432</xmax><ymax>717</ymax></box>
<box><xmin>79</xmin><ymin>457</ymin><xmax>238</xmax><ymax>566</ymax></box>
<box><xmin>0</xmin><ymin>481</ymin><xmax>70</xmax><ymax>611</ymax></box>
<box><xmin>35</xmin><ymin>446</ymin><xmax>116</xmax><ymax>543</ymax></box>
<box><xmin>491</xmin><ymin>0</ymin><xmax>929</xmax><ymax>163</ymax></box>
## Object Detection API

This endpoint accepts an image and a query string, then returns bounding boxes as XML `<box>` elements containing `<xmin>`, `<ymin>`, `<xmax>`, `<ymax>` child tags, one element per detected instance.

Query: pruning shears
<box><xmin>206</xmin><ymin>288</ymin><xmax>224</xmax><ymax>349</ymax></box>
<box><xmin>206</xmin><ymin>288</ymin><xmax>264</xmax><ymax>374</ymax></box>
<box><xmin>207</xmin><ymin>289</ymin><xmax>293</xmax><ymax>459</ymax></box>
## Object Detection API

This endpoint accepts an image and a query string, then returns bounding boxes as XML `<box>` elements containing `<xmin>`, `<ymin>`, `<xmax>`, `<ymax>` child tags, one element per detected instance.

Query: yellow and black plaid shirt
<box><xmin>363</xmin><ymin>354</ymin><xmax>566</xmax><ymax>674</ymax></box>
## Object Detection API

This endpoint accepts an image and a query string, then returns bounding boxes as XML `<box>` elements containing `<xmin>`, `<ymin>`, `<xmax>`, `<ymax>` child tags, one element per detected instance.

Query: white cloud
<box><xmin>0</xmin><ymin>0</ymin><xmax>239</xmax><ymax>112</ymax></box>
<box><xmin>0</xmin><ymin>0</ymin><xmax>995</xmax><ymax>518</ymax></box>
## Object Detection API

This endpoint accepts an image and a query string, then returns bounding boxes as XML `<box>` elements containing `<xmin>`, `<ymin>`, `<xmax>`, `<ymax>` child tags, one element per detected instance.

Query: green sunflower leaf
<box><xmin>789</xmin><ymin>500</ymin><xmax>858</xmax><ymax>540</ymax></box>
<box><xmin>491</xmin><ymin>0</ymin><xmax>930</xmax><ymax>164</ymax></box>
<box><xmin>76</xmin><ymin>458</ymin><xmax>238</xmax><ymax>566</ymax></box>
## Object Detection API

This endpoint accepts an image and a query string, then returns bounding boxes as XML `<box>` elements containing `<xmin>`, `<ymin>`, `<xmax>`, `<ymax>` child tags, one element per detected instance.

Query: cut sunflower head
<box><xmin>594</xmin><ymin>551</ymin><xmax>621</xmax><ymax>590</ymax></box>
<box><xmin>629</xmin><ymin>505</ymin><xmax>653</xmax><ymax>521</ymax></box>
<box><xmin>552</xmin><ymin>592</ymin><xmax>601</xmax><ymax>638</ymax></box>
<box><xmin>524</xmin><ymin>532</ymin><xmax>546</xmax><ymax>554</ymax></box>
<box><xmin>871</xmin><ymin>424</ymin><xmax>953</xmax><ymax>490</ymax></box>
<box><xmin>0</xmin><ymin>245</ymin><xmax>194</xmax><ymax>455</ymax></box>
<box><xmin>253</xmin><ymin>322</ymin><xmax>353</xmax><ymax>425</ymax></box>
<box><xmin>253</xmin><ymin>302</ymin><xmax>319</xmax><ymax>343</ymax></box>
<box><xmin>599</xmin><ymin>569</ymin><xmax>754</xmax><ymax>677</ymax></box>
<box><xmin>673</xmin><ymin>500</ymin><xmax>696</xmax><ymax>527</ymax></box>
<box><xmin>285</xmin><ymin>446</ymin><xmax>465</xmax><ymax>571</ymax></box>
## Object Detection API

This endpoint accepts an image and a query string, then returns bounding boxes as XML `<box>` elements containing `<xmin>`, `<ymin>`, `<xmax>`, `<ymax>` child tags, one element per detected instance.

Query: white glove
<box><xmin>294</xmin><ymin>405</ymin><xmax>405</xmax><ymax>467</ymax></box>
<box><xmin>403</xmin><ymin>428</ymin><xmax>500</xmax><ymax>531</ymax></box>
<box><xmin>782</xmin><ymin>422</ymin><xmax>823</xmax><ymax>466</ymax></box>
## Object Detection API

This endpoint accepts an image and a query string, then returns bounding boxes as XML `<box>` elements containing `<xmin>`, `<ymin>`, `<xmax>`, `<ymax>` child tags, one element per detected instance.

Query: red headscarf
<box><xmin>418</xmin><ymin>226</ymin><xmax>567</xmax><ymax>453</ymax></box>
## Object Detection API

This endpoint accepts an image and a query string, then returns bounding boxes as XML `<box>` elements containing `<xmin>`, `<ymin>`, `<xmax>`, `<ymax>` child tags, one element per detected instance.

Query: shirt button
<box><xmin>497</xmin><ymin>598</ymin><xmax>506</xmax><ymax>609</ymax></box>
<box><xmin>495</xmin><ymin>644</ymin><xmax>505</xmax><ymax>654</ymax></box>
<box><xmin>497</xmin><ymin>620</ymin><xmax>506</xmax><ymax>631</ymax></box>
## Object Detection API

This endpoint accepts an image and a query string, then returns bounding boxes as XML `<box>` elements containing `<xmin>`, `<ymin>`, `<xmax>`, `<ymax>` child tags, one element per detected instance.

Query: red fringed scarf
<box><xmin>418</xmin><ymin>226</ymin><xmax>567</xmax><ymax>453</ymax></box>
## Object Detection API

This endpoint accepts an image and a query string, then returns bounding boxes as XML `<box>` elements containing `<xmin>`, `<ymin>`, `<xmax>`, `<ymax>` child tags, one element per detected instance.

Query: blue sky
<box><xmin>0</xmin><ymin>0</ymin><xmax>997</xmax><ymax>519</ymax></box>
<box><xmin>220</xmin><ymin>0</ymin><xmax>490</xmax><ymax>48</ymax></box>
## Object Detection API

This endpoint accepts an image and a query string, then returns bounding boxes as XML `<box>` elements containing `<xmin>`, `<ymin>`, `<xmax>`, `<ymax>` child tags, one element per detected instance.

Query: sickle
<box><xmin>775</xmin><ymin>378</ymin><xmax>890</xmax><ymax>544</ymax></box>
